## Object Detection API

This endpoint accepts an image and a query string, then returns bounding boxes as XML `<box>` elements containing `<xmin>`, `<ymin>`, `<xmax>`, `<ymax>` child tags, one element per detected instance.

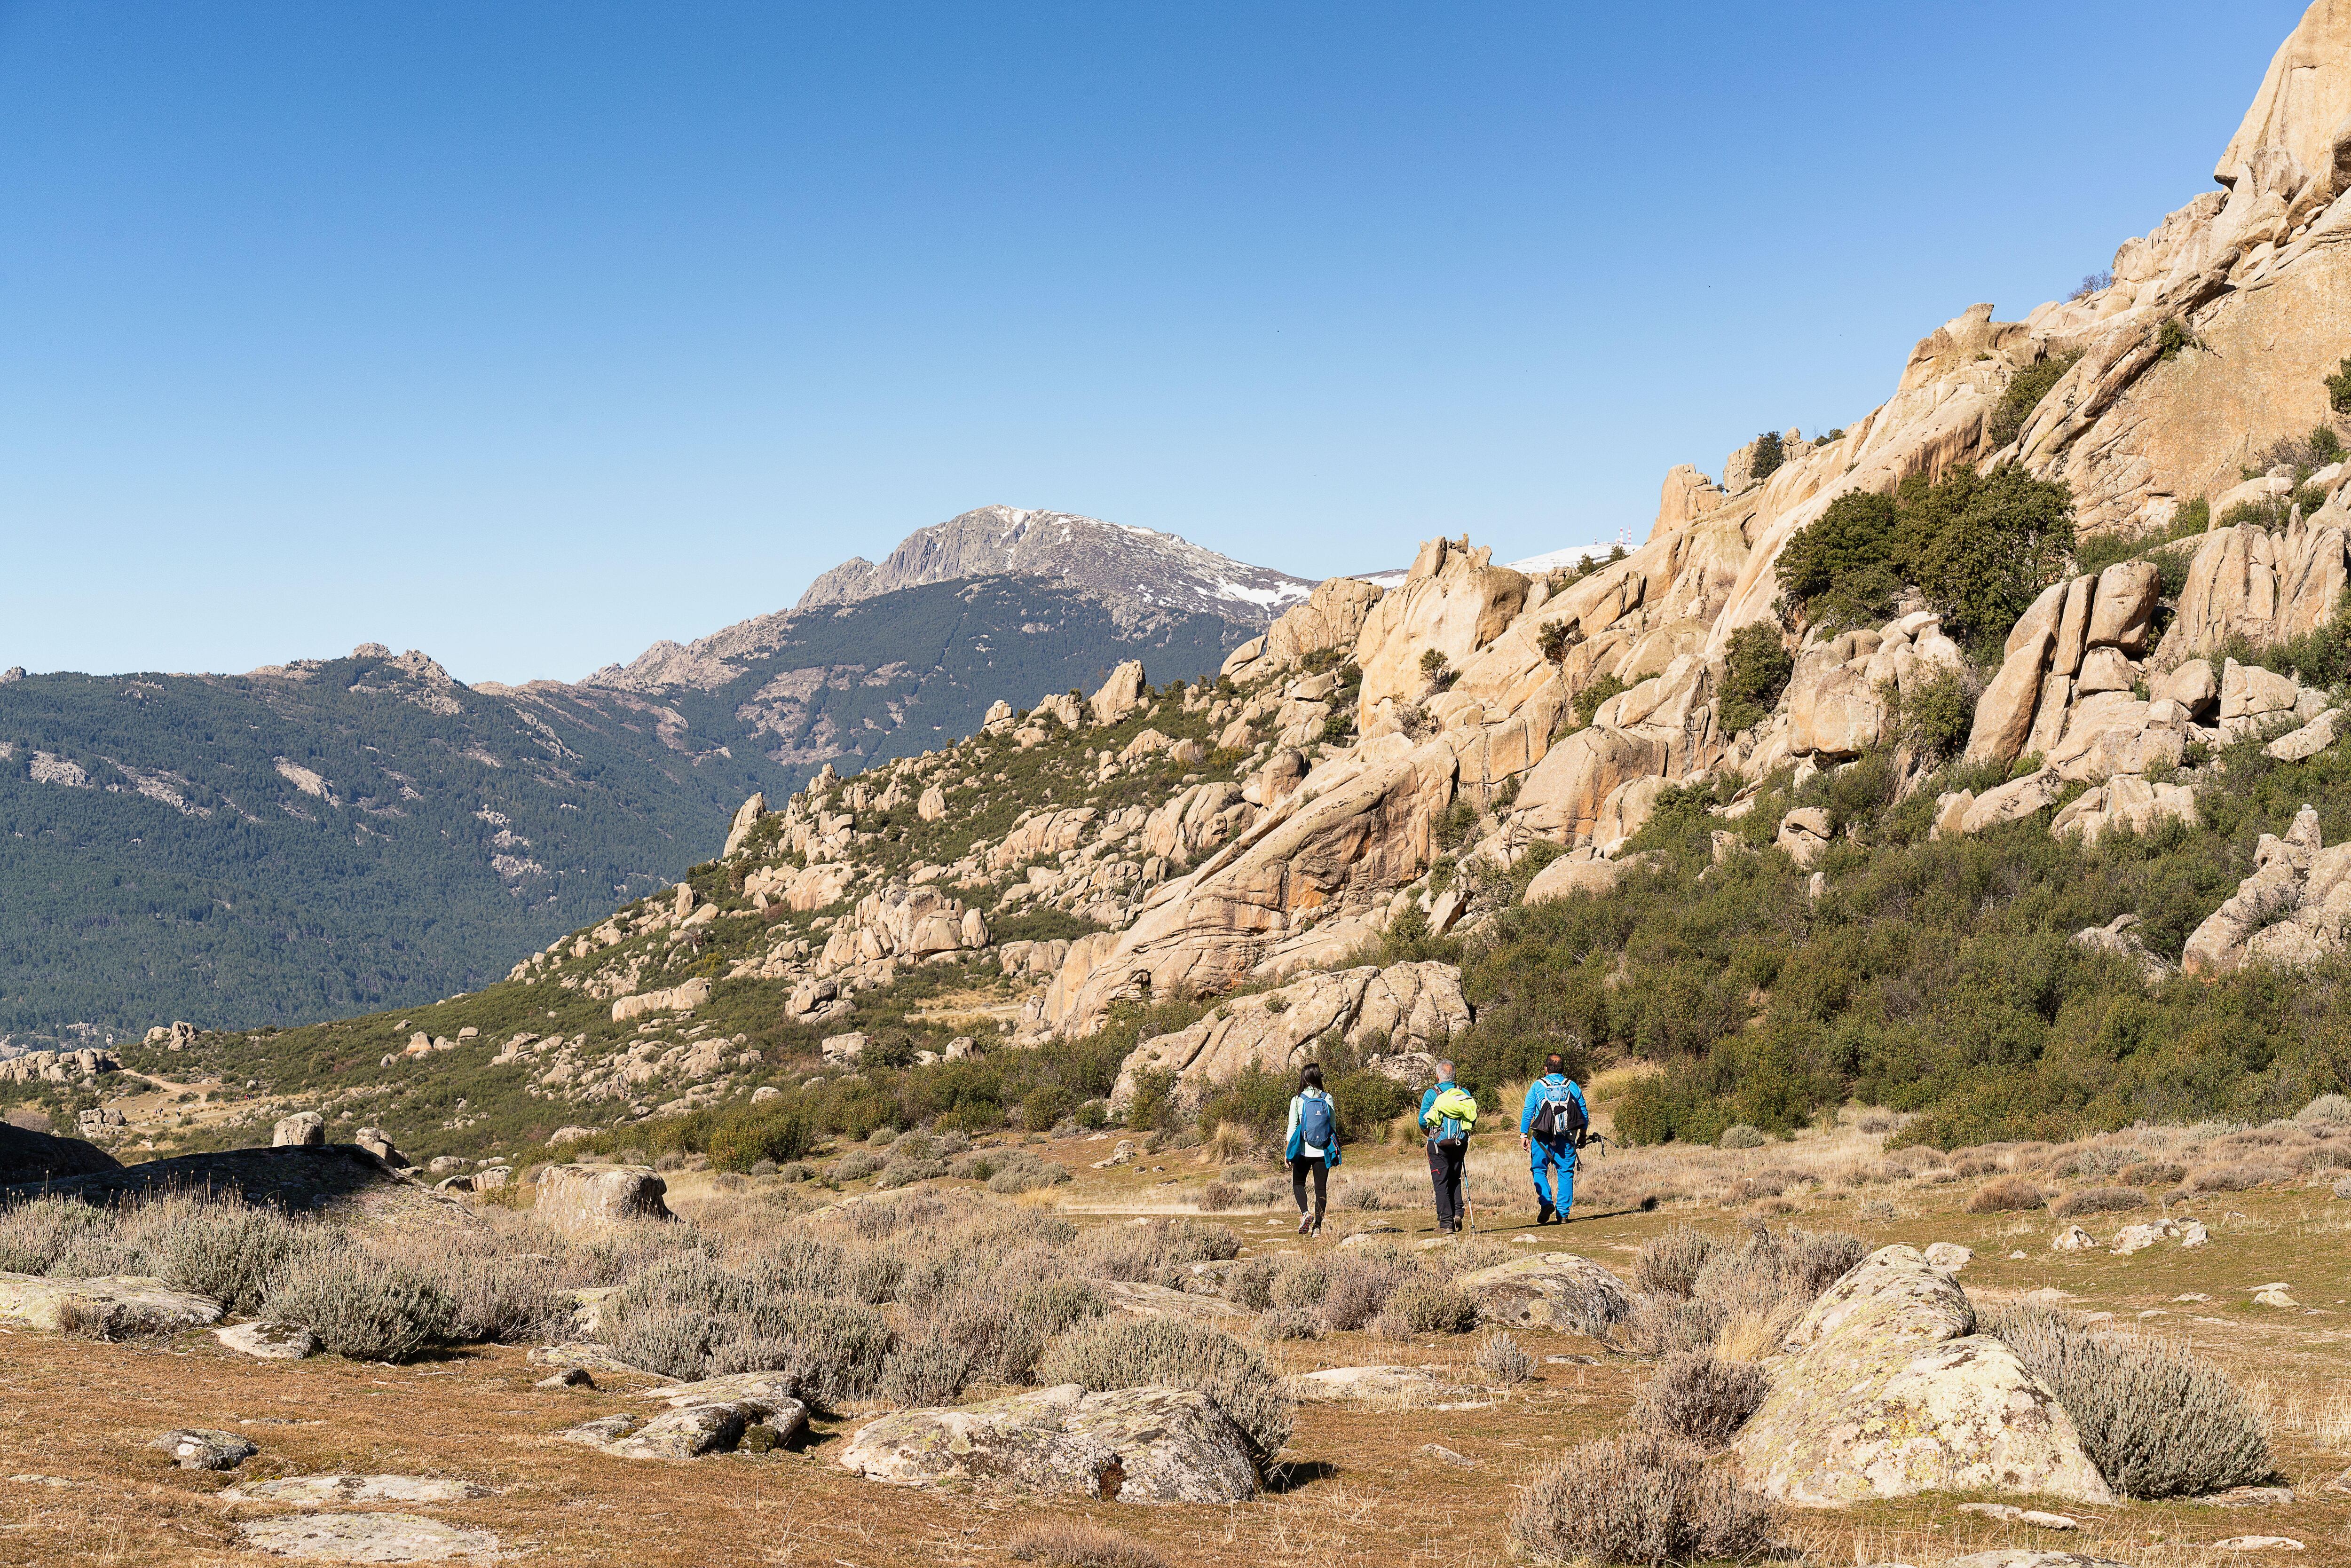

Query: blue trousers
<box><xmin>1530</xmin><ymin>1137</ymin><xmax>1577</xmax><ymax>1212</ymax></box>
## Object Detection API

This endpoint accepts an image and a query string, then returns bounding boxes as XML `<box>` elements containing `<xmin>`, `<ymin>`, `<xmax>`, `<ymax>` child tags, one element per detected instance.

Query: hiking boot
<box><xmin>1536</xmin><ymin>1201</ymin><xmax>1554</xmax><ymax>1225</ymax></box>
<box><xmin>1297</xmin><ymin>1213</ymin><xmax>1313</xmax><ymax>1236</ymax></box>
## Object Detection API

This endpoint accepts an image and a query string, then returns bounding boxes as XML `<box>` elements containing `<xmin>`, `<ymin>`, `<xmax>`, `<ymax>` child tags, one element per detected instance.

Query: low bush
<box><xmin>1632</xmin><ymin>1351</ymin><xmax>1768</xmax><ymax>1450</ymax></box>
<box><xmin>1719</xmin><ymin>625</ymin><xmax>1793</xmax><ymax>734</ymax></box>
<box><xmin>1226</xmin><ymin>1258</ymin><xmax>1276</xmax><ymax>1311</ymax></box>
<box><xmin>879</xmin><ymin>1329</ymin><xmax>975</xmax><ymax>1406</ymax></box>
<box><xmin>2051</xmin><ymin>1186</ymin><xmax>2147</xmax><ymax>1219</ymax></box>
<box><xmin>261</xmin><ymin>1241</ymin><xmax>454</xmax><ymax>1363</ymax></box>
<box><xmin>1987</xmin><ymin>1303</ymin><xmax>2272</xmax><ymax>1497</ymax></box>
<box><xmin>1256</xmin><ymin>1306</ymin><xmax>1323</xmax><ymax>1341</ymax></box>
<box><xmin>1633</xmin><ymin>1226</ymin><xmax>1718</xmax><ymax>1300</ymax></box>
<box><xmin>2295</xmin><ymin>1092</ymin><xmax>2351</xmax><ymax>1127</ymax></box>
<box><xmin>985</xmin><ymin>1151</ymin><xmax>1073</xmax><ymax>1194</ymax></box>
<box><xmin>1036</xmin><ymin>1317</ymin><xmax>1293</xmax><ymax>1459</ymax></box>
<box><xmin>1008</xmin><ymin>1518</ymin><xmax>1170</xmax><ymax>1568</ymax></box>
<box><xmin>1269</xmin><ymin>1257</ymin><xmax>1329</xmax><ymax>1309</ymax></box>
<box><xmin>836</xmin><ymin>1149</ymin><xmax>884</xmax><ymax>1182</ymax></box>
<box><xmin>1965</xmin><ymin>1174</ymin><xmax>2046</xmax><ymax>1213</ymax></box>
<box><xmin>1473</xmin><ymin>1329</ymin><xmax>1533</xmax><ymax>1385</ymax></box>
<box><xmin>1389</xmin><ymin>1279</ymin><xmax>1479</xmax><ymax>1335</ymax></box>
<box><xmin>137</xmin><ymin>1194</ymin><xmax>300</xmax><ymax>1317</ymax></box>
<box><xmin>1507</xmin><ymin>1432</ymin><xmax>1780</xmax><ymax>1567</ymax></box>
<box><xmin>2117</xmin><ymin>1160</ymin><xmax>2187</xmax><ymax>1188</ymax></box>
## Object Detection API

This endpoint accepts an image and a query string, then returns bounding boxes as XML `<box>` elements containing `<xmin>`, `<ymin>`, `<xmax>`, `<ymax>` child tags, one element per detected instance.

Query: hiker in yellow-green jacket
<box><xmin>1418</xmin><ymin>1061</ymin><xmax>1477</xmax><ymax>1234</ymax></box>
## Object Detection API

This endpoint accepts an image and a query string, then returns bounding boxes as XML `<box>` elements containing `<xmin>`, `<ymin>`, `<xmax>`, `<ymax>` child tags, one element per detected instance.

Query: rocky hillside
<box><xmin>2</xmin><ymin>543</ymin><xmax>1265</xmax><ymax>1039</ymax></box>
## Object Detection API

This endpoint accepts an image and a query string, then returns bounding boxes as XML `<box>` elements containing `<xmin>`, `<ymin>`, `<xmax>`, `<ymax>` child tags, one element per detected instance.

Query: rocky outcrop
<box><xmin>2071</xmin><ymin>913</ymin><xmax>2177</xmax><ymax>982</ymax></box>
<box><xmin>1965</xmin><ymin>564</ymin><xmax>2167</xmax><ymax>773</ymax></box>
<box><xmin>561</xmin><ymin>1372</ymin><xmax>806</xmax><ymax>1460</ymax></box>
<box><xmin>1514</xmin><ymin>655</ymin><xmax>1718</xmax><ymax>848</ymax></box>
<box><xmin>2155</xmin><ymin>516</ymin><xmax>2350</xmax><ymax>669</ymax></box>
<box><xmin>1043</xmin><ymin>734</ymin><xmax>1458</xmax><ymax>1035</ymax></box>
<box><xmin>1266</xmin><ymin>578</ymin><xmax>1386</xmax><ymax>670</ymax></box>
<box><xmin>1454</xmin><ymin>1253</ymin><xmax>1633</xmax><ymax>1335</ymax></box>
<box><xmin>838</xmin><ymin>1384</ymin><xmax>1259</xmax><ymax>1503</ymax></box>
<box><xmin>720</xmin><ymin>792</ymin><xmax>766</xmax><ymax>858</ymax></box>
<box><xmin>1731</xmin><ymin>1245</ymin><xmax>2112</xmax><ymax>1508</ymax></box>
<box><xmin>531</xmin><ymin>1165</ymin><xmax>674</xmax><ymax>1235</ymax></box>
<box><xmin>2184</xmin><ymin>804</ymin><xmax>2351</xmax><ymax>972</ymax></box>
<box><xmin>817</xmin><ymin>884</ymin><xmax>988</xmax><ymax>975</ymax></box>
<box><xmin>1354</xmin><ymin>537</ymin><xmax>1530</xmax><ymax>726</ymax></box>
<box><xmin>1106</xmin><ymin>961</ymin><xmax>1470</xmax><ymax>1110</ymax></box>
<box><xmin>1088</xmin><ymin>661</ymin><xmax>1149</xmax><ymax>726</ymax></box>
<box><xmin>2051</xmin><ymin>775</ymin><xmax>2199</xmax><ymax>845</ymax></box>
<box><xmin>610</xmin><ymin>977</ymin><xmax>712</xmax><ymax>1024</ymax></box>
<box><xmin>238</xmin><ymin>1515</ymin><xmax>498</xmax><ymax>1563</ymax></box>
<box><xmin>0</xmin><ymin>1273</ymin><xmax>223</xmax><ymax>1336</ymax></box>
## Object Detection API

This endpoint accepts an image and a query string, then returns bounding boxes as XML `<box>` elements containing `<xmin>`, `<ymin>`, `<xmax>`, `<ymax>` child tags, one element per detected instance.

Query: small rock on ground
<box><xmin>1959</xmin><ymin>1502</ymin><xmax>2078</xmax><ymax>1529</ymax></box>
<box><xmin>2195</xmin><ymin>1487</ymin><xmax>2296</xmax><ymax>1506</ymax></box>
<box><xmin>2215</xmin><ymin>1539</ymin><xmax>2306</xmax><ymax>1552</ymax></box>
<box><xmin>223</xmin><ymin>1476</ymin><xmax>489</xmax><ymax>1505</ymax></box>
<box><xmin>238</xmin><ymin>1513</ymin><xmax>497</xmax><ymax>1563</ymax></box>
<box><xmin>535</xmin><ymin>1367</ymin><xmax>594</xmax><ymax>1389</ymax></box>
<box><xmin>151</xmin><ymin>1429</ymin><xmax>256</xmax><ymax>1471</ymax></box>
<box><xmin>1416</xmin><ymin>1443</ymin><xmax>1474</xmax><ymax>1467</ymax></box>
<box><xmin>216</xmin><ymin>1321</ymin><xmax>318</xmax><ymax>1360</ymax></box>
<box><xmin>1286</xmin><ymin>1366</ymin><xmax>1478</xmax><ymax>1404</ymax></box>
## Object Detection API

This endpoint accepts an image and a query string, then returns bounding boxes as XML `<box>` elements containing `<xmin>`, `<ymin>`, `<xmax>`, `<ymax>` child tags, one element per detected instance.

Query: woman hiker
<box><xmin>1284</xmin><ymin>1063</ymin><xmax>1341</xmax><ymax>1236</ymax></box>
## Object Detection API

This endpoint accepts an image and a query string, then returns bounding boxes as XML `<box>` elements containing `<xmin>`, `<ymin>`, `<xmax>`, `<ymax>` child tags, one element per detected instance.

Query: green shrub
<box><xmin>708</xmin><ymin>1108</ymin><xmax>812</xmax><ymax>1172</ymax></box>
<box><xmin>1507</xmin><ymin>1432</ymin><xmax>1780</xmax><ymax>1567</ymax></box>
<box><xmin>2158</xmin><ymin>317</ymin><xmax>2200</xmax><ymax>361</ymax></box>
<box><xmin>1573</xmin><ymin>672</ymin><xmax>1629</xmax><ymax>731</ymax></box>
<box><xmin>261</xmin><ymin>1241</ymin><xmax>454</xmax><ymax>1362</ymax></box>
<box><xmin>2326</xmin><ymin>355</ymin><xmax>2351</xmax><ymax>416</ymax></box>
<box><xmin>1889</xmin><ymin>664</ymin><xmax>1977</xmax><ymax>763</ymax></box>
<box><xmin>1036</xmin><ymin>1317</ymin><xmax>1294</xmax><ymax>1459</ymax></box>
<box><xmin>1987</xmin><ymin>1303</ymin><xmax>2272</xmax><ymax>1497</ymax></box>
<box><xmin>1988</xmin><ymin>350</ymin><xmax>2083</xmax><ymax>449</ymax></box>
<box><xmin>1901</xmin><ymin>464</ymin><xmax>2076</xmax><ymax>651</ymax></box>
<box><xmin>1749</xmin><ymin>431</ymin><xmax>1786</xmax><ymax>483</ymax></box>
<box><xmin>1719</xmin><ymin>625</ymin><xmax>1793</xmax><ymax>734</ymax></box>
<box><xmin>1777</xmin><ymin>491</ymin><xmax>1899</xmax><ymax>629</ymax></box>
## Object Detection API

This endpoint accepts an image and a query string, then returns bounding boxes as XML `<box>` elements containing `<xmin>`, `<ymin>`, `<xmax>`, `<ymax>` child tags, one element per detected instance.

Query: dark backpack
<box><xmin>1531</xmin><ymin>1079</ymin><xmax>1588</xmax><ymax>1144</ymax></box>
<box><xmin>1299</xmin><ymin>1094</ymin><xmax>1335</xmax><ymax>1151</ymax></box>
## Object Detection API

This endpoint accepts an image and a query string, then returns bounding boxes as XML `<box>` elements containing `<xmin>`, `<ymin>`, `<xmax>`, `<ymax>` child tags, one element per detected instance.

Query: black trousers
<box><xmin>1289</xmin><ymin>1154</ymin><xmax>1327</xmax><ymax>1217</ymax></box>
<box><xmin>1427</xmin><ymin>1140</ymin><xmax>1467</xmax><ymax>1228</ymax></box>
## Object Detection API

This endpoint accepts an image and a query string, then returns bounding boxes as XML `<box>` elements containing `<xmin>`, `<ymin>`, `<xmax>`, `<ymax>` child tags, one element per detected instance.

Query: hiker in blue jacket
<box><xmin>1284</xmin><ymin>1063</ymin><xmax>1341</xmax><ymax>1236</ymax></box>
<box><xmin>1519</xmin><ymin>1055</ymin><xmax>1589</xmax><ymax>1225</ymax></box>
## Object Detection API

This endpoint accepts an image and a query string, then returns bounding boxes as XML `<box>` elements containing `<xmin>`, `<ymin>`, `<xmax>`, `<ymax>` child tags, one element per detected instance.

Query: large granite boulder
<box><xmin>1453</xmin><ymin>1253</ymin><xmax>1632</xmax><ymax>1335</ymax></box>
<box><xmin>0</xmin><ymin>1122</ymin><xmax>120</xmax><ymax>1183</ymax></box>
<box><xmin>532</xmin><ymin>1165</ymin><xmax>673</xmax><ymax>1236</ymax></box>
<box><xmin>1730</xmin><ymin>1245</ymin><xmax>2112</xmax><ymax>1507</ymax></box>
<box><xmin>838</xmin><ymin>1383</ymin><xmax>1258</xmax><ymax>1503</ymax></box>
<box><xmin>560</xmin><ymin>1371</ymin><xmax>806</xmax><ymax>1460</ymax></box>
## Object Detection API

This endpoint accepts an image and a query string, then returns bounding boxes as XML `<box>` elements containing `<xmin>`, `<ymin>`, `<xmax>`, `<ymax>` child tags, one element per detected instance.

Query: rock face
<box><xmin>2184</xmin><ymin>804</ymin><xmax>2351</xmax><ymax>972</ymax></box>
<box><xmin>531</xmin><ymin>1165</ymin><xmax>674</xmax><ymax>1235</ymax></box>
<box><xmin>0</xmin><ymin>1273</ymin><xmax>223</xmax><ymax>1337</ymax></box>
<box><xmin>1731</xmin><ymin>1245</ymin><xmax>2113</xmax><ymax>1508</ymax></box>
<box><xmin>224</xmin><ymin>1475</ymin><xmax>489</xmax><ymax>1505</ymax></box>
<box><xmin>838</xmin><ymin>1383</ymin><xmax>1259</xmax><ymax>1504</ymax></box>
<box><xmin>1088</xmin><ymin>661</ymin><xmax>1149</xmax><ymax>726</ymax></box>
<box><xmin>1965</xmin><ymin>564</ymin><xmax>2174</xmax><ymax>775</ymax></box>
<box><xmin>817</xmin><ymin>884</ymin><xmax>989</xmax><ymax>974</ymax></box>
<box><xmin>1043</xmin><ymin>734</ymin><xmax>1459</xmax><ymax>1035</ymax></box>
<box><xmin>1453</xmin><ymin>1253</ymin><xmax>1633</xmax><ymax>1336</ymax></box>
<box><xmin>1264</xmin><ymin>578</ymin><xmax>1386</xmax><ymax>670</ymax></box>
<box><xmin>720</xmin><ymin>792</ymin><xmax>766</xmax><ymax>858</ymax></box>
<box><xmin>1106</xmin><ymin>961</ymin><xmax>1470</xmax><ymax>1110</ymax></box>
<box><xmin>272</xmin><ymin>1111</ymin><xmax>327</xmax><ymax>1148</ymax></box>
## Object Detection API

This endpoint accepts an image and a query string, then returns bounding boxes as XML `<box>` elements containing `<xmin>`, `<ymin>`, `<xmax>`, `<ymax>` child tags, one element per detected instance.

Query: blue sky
<box><xmin>0</xmin><ymin>1</ymin><xmax>2308</xmax><ymax>684</ymax></box>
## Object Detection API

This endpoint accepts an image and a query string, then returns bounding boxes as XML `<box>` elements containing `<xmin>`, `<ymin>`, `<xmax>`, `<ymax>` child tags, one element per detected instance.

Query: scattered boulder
<box><xmin>1094</xmin><ymin>1279</ymin><xmax>1246</xmax><ymax>1324</ymax></box>
<box><xmin>820</xmin><ymin>1032</ymin><xmax>868</xmax><ymax>1066</ymax></box>
<box><xmin>238</xmin><ymin>1514</ymin><xmax>497</xmax><ymax>1563</ymax></box>
<box><xmin>2052</xmin><ymin>1226</ymin><xmax>2100</xmax><ymax>1252</ymax></box>
<box><xmin>1285</xmin><ymin>1366</ymin><xmax>1477</xmax><ymax>1404</ymax></box>
<box><xmin>531</xmin><ymin>1165</ymin><xmax>673</xmax><ymax>1236</ymax></box>
<box><xmin>1730</xmin><ymin>1245</ymin><xmax>2113</xmax><ymax>1506</ymax></box>
<box><xmin>352</xmin><ymin>1128</ymin><xmax>403</xmax><ymax>1166</ymax></box>
<box><xmin>1089</xmin><ymin>661</ymin><xmax>1149</xmax><ymax>726</ymax></box>
<box><xmin>563</xmin><ymin>1372</ymin><xmax>807</xmax><ymax>1460</ymax></box>
<box><xmin>215</xmin><ymin>1321</ymin><xmax>318</xmax><ymax>1360</ymax></box>
<box><xmin>1452</xmin><ymin>1253</ymin><xmax>1632</xmax><ymax>1335</ymax></box>
<box><xmin>838</xmin><ymin>1383</ymin><xmax>1258</xmax><ymax>1503</ymax></box>
<box><xmin>1776</xmin><ymin>807</ymin><xmax>1831</xmax><ymax>869</ymax></box>
<box><xmin>272</xmin><ymin>1112</ymin><xmax>327</xmax><ymax>1148</ymax></box>
<box><xmin>1923</xmin><ymin>1243</ymin><xmax>1972</xmax><ymax>1271</ymax></box>
<box><xmin>152</xmin><ymin>1428</ymin><xmax>256</xmax><ymax>1471</ymax></box>
<box><xmin>2185</xmin><ymin>806</ymin><xmax>2351</xmax><ymax>974</ymax></box>
<box><xmin>610</xmin><ymin>977</ymin><xmax>711</xmax><ymax>1024</ymax></box>
<box><xmin>0</xmin><ymin>1274</ymin><xmax>222</xmax><ymax>1337</ymax></box>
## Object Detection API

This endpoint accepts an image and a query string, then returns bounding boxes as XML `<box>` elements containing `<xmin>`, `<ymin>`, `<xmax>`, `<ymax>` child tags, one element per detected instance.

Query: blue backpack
<box><xmin>1299</xmin><ymin>1093</ymin><xmax>1335</xmax><ymax>1151</ymax></box>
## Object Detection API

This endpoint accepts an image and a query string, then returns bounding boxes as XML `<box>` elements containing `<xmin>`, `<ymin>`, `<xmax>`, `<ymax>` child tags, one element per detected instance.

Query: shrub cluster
<box><xmin>1507</xmin><ymin>1432</ymin><xmax>1779</xmax><ymax>1567</ymax></box>
<box><xmin>1632</xmin><ymin>1351</ymin><xmax>1769</xmax><ymax>1449</ymax></box>
<box><xmin>1035</xmin><ymin>1317</ymin><xmax>1293</xmax><ymax>1460</ymax></box>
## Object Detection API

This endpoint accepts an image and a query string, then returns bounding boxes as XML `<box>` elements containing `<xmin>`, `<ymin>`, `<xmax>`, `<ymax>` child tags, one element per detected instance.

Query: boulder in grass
<box><xmin>215</xmin><ymin>1321</ymin><xmax>318</xmax><ymax>1360</ymax></box>
<box><xmin>560</xmin><ymin>1371</ymin><xmax>806</xmax><ymax>1460</ymax></box>
<box><xmin>1452</xmin><ymin>1253</ymin><xmax>1632</xmax><ymax>1335</ymax></box>
<box><xmin>531</xmin><ymin>1164</ymin><xmax>672</xmax><ymax>1235</ymax></box>
<box><xmin>839</xmin><ymin>1383</ymin><xmax>1258</xmax><ymax>1503</ymax></box>
<box><xmin>0</xmin><ymin>1273</ymin><xmax>222</xmax><ymax>1337</ymax></box>
<box><xmin>1732</xmin><ymin>1246</ymin><xmax>2112</xmax><ymax>1507</ymax></box>
<box><xmin>151</xmin><ymin>1429</ymin><xmax>256</xmax><ymax>1471</ymax></box>
<box><xmin>238</xmin><ymin>1514</ymin><xmax>497</xmax><ymax>1562</ymax></box>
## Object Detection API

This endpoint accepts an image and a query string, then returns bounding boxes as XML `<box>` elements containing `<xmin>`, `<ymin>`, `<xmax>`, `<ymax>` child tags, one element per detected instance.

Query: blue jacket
<box><xmin>1521</xmin><ymin>1074</ymin><xmax>1588</xmax><ymax>1139</ymax></box>
<box><xmin>1418</xmin><ymin>1079</ymin><xmax>1454</xmax><ymax>1129</ymax></box>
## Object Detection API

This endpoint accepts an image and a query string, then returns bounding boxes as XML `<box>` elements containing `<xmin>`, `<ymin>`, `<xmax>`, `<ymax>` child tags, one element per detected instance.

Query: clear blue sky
<box><xmin>0</xmin><ymin>1</ymin><xmax>2307</xmax><ymax>684</ymax></box>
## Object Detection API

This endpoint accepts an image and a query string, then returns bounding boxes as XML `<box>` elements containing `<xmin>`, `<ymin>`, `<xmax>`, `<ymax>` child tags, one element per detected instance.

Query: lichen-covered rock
<box><xmin>152</xmin><ymin>1427</ymin><xmax>256</xmax><ymax>1471</ymax></box>
<box><xmin>1452</xmin><ymin>1253</ymin><xmax>1632</xmax><ymax>1335</ymax></box>
<box><xmin>1731</xmin><ymin>1245</ymin><xmax>2113</xmax><ymax>1507</ymax></box>
<box><xmin>215</xmin><ymin>1321</ymin><xmax>318</xmax><ymax>1359</ymax></box>
<box><xmin>0</xmin><ymin>1273</ymin><xmax>222</xmax><ymax>1337</ymax></box>
<box><xmin>223</xmin><ymin>1475</ymin><xmax>489</xmax><ymax>1505</ymax></box>
<box><xmin>560</xmin><ymin>1371</ymin><xmax>806</xmax><ymax>1460</ymax></box>
<box><xmin>838</xmin><ymin>1383</ymin><xmax>1257</xmax><ymax>1503</ymax></box>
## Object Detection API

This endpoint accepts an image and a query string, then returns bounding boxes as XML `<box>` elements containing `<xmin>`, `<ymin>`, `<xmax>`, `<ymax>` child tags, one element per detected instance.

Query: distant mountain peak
<box><xmin>794</xmin><ymin>504</ymin><xmax>1312</xmax><ymax>626</ymax></box>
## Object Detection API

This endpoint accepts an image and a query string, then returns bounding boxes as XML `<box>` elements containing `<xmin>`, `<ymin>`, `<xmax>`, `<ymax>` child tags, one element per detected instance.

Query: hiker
<box><xmin>1418</xmin><ymin>1060</ymin><xmax>1478</xmax><ymax>1234</ymax></box>
<box><xmin>1284</xmin><ymin>1063</ymin><xmax>1341</xmax><ymax>1236</ymax></box>
<box><xmin>1519</xmin><ymin>1055</ymin><xmax>1589</xmax><ymax>1224</ymax></box>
